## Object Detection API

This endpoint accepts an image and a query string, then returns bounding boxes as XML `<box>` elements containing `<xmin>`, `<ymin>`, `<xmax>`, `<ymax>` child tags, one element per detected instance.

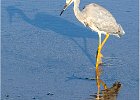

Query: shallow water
<box><xmin>2</xmin><ymin>0</ymin><xmax>139</xmax><ymax>100</ymax></box>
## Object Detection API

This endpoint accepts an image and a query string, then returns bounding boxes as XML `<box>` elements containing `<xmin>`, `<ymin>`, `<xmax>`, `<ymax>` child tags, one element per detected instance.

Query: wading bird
<box><xmin>60</xmin><ymin>0</ymin><xmax>125</xmax><ymax>92</ymax></box>
<box><xmin>60</xmin><ymin>0</ymin><xmax>125</xmax><ymax>68</ymax></box>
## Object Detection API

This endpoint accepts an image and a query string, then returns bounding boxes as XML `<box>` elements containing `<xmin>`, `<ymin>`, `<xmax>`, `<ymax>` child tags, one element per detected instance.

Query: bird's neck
<box><xmin>73</xmin><ymin>0</ymin><xmax>83</xmax><ymax>22</ymax></box>
<box><xmin>74</xmin><ymin>0</ymin><xmax>80</xmax><ymax>8</ymax></box>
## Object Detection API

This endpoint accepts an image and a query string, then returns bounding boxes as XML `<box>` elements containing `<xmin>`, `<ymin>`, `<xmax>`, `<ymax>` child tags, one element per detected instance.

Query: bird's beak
<box><xmin>60</xmin><ymin>4</ymin><xmax>68</xmax><ymax>16</ymax></box>
<box><xmin>60</xmin><ymin>0</ymin><xmax>73</xmax><ymax>16</ymax></box>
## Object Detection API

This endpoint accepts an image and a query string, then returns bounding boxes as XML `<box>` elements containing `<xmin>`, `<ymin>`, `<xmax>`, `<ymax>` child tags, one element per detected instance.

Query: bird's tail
<box><xmin>117</xmin><ymin>24</ymin><xmax>125</xmax><ymax>37</ymax></box>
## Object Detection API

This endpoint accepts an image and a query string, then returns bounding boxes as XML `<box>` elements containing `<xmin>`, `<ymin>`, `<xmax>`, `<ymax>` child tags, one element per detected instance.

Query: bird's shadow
<box><xmin>66</xmin><ymin>74</ymin><xmax>96</xmax><ymax>82</ymax></box>
<box><xmin>6</xmin><ymin>6</ymin><xmax>98</xmax><ymax>65</ymax></box>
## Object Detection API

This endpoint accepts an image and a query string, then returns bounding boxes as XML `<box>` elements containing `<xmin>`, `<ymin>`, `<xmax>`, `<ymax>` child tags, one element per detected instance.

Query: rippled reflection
<box><xmin>92</xmin><ymin>64</ymin><xmax>122</xmax><ymax>100</ymax></box>
<box><xmin>90</xmin><ymin>81</ymin><xmax>121</xmax><ymax>100</ymax></box>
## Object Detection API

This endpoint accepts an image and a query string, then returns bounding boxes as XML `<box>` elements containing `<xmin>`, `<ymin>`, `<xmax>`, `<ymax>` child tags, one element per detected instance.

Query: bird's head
<box><xmin>60</xmin><ymin>0</ymin><xmax>74</xmax><ymax>16</ymax></box>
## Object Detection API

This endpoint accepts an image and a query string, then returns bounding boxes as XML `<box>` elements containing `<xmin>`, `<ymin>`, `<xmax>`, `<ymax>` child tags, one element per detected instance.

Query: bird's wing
<box><xmin>82</xmin><ymin>3</ymin><xmax>119</xmax><ymax>33</ymax></box>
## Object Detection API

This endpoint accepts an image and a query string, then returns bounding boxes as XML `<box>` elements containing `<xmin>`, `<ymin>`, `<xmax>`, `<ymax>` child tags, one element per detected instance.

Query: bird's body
<box><xmin>73</xmin><ymin>0</ymin><xmax>125</xmax><ymax>37</ymax></box>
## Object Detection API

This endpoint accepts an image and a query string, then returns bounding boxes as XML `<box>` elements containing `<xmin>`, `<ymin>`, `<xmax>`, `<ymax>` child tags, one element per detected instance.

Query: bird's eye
<box><xmin>83</xmin><ymin>6</ymin><xmax>85</xmax><ymax>9</ymax></box>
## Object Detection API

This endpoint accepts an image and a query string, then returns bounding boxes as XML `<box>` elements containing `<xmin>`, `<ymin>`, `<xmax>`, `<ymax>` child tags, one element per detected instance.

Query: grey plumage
<box><xmin>77</xmin><ymin>3</ymin><xmax>125</xmax><ymax>37</ymax></box>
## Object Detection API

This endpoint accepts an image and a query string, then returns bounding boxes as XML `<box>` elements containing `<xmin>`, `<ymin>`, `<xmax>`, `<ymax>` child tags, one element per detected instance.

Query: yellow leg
<box><xmin>100</xmin><ymin>33</ymin><xmax>110</xmax><ymax>49</ymax></box>
<box><xmin>95</xmin><ymin>33</ymin><xmax>109</xmax><ymax>95</ymax></box>
<box><xmin>96</xmin><ymin>33</ymin><xmax>110</xmax><ymax>67</ymax></box>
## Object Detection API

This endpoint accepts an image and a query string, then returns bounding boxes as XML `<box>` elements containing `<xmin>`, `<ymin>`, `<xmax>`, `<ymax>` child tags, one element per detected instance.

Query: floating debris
<box><xmin>32</xmin><ymin>97</ymin><xmax>36</xmax><ymax>99</ymax></box>
<box><xmin>5</xmin><ymin>94</ymin><xmax>9</xmax><ymax>97</ymax></box>
<box><xmin>17</xmin><ymin>95</ymin><xmax>21</xmax><ymax>97</ymax></box>
<box><xmin>47</xmin><ymin>92</ymin><xmax>54</xmax><ymax>96</ymax></box>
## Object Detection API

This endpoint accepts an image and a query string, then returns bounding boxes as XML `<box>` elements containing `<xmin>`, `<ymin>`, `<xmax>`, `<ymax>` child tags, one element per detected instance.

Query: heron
<box><xmin>60</xmin><ymin>0</ymin><xmax>125</xmax><ymax>92</ymax></box>
<box><xmin>60</xmin><ymin>0</ymin><xmax>125</xmax><ymax>67</ymax></box>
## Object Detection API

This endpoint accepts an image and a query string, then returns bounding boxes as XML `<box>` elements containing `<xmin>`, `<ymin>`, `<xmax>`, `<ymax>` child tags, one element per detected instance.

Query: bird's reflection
<box><xmin>90</xmin><ymin>81</ymin><xmax>121</xmax><ymax>100</ymax></box>
<box><xmin>92</xmin><ymin>65</ymin><xmax>121</xmax><ymax>100</ymax></box>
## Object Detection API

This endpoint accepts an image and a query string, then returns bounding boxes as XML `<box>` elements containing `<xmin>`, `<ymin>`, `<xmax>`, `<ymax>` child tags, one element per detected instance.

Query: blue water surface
<box><xmin>2</xmin><ymin>0</ymin><xmax>139</xmax><ymax>100</ymax></box>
